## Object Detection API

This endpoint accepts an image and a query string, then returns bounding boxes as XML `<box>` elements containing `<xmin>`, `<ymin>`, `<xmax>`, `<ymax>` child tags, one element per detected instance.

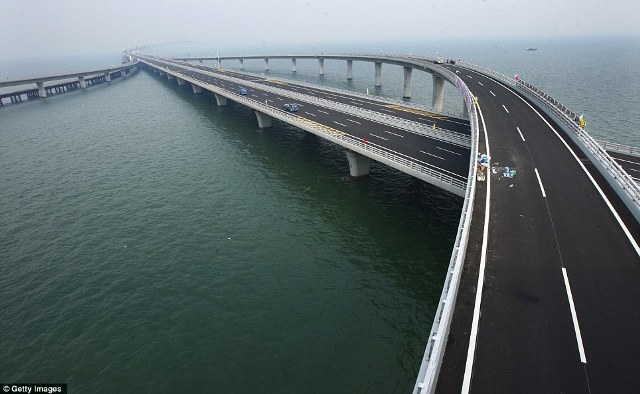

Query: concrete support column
<box><xmin>78</xmin><ymin>76</ymin><xmax>86</xmax><ymax>88</ymax></box>
<box><xmin>347</xmin><ymin>60</ymin><xmax>353</xmax><ymax>80</ymax></box>
<box><xmin>318</xmin><ymin>58</ymin><xmax>325</xmax><ymax>75</ymax></box>
<box><xmin>199</xmin><ymin>59</ymin><xmax>203</xmax><ymax>64</ymax></box>
<box><xmin>254</xmin><ymin>110</ymin><xmax>272</xmax><ymax>128</ymax></box>
<box><xmin>191</xmin><ymin>84</ymin><xmax>202</xmax><ymax>94</ymax></box>
<box><xmin>36</xmin><ymin>82</ymin><xmax>46</xmax><ymax>98</ymax></box>
<box><xmin>176</xmin><ymin>77</ymin><xmax>186</xmax><ymax>86</ymax></box>
<box><xmin>214</xmin><ymin>93</ymin><xmax>228</xmax><ymax>106</ymax></box>
<box><xmin>239</xmin><ymin>59</ymin><xmax>244</xmax><ymax>70</ymax></box>
<box><xmin>105</xmin><ymin>72</ymin><xmax>112</xmax><ymax>82</ymax></box>
<box><xmin>159</xmin><ymin>70</ymin><xmax>166</xmax><ymax>76</ymax></box>
<box><xmin>462</xmin><ymin>99</ymin><xmax>469</xmax><ymax>117</ymax></box>
<box><xmin>432</xmin><ymin>75</ymin><xmax>445</xmax><ymax>112</ymax></box>
<box><xmin>167</xmin><ymin>73</ymin><xmax>175</xmax><ymax>80</ymax></box>
<box><xmin>264</xmin><ymin>59</ymin><xmax>269</xmax><ymax>71</ymax></box>
<box><xmin>403</xmin><ymin>66</ymin><xmax>412</xmax><ymax>98</ymax></box>
<box><xmin>291</xmin><ymin>58</ymin><xmax>297</xmax><ymax>72</ymax></box>
<box><xmin>374</xmin><ymin>62</ymin><xmax>382</xmax><ymax>87</ymax></box>
<box><xmin>345</xmin><ymin>149</ymin><xmax>371</xmax><ymax>178</ymax></box>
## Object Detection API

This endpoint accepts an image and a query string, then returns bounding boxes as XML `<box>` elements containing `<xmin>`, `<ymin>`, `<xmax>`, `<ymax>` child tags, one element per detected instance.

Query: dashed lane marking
<box><xmin>490</xmin><ymin>91</ymin><xmax>496</xmax><ymax>97</ymax></box>
<box><xmin>535</xmin><ymin>168</ymin><xmax>547</xmax><ymax>197</ymax></box>
<box><xmin>383</xmin><ymin>130</ymin><xmax>403</xmax><ymax>138</ymax></box>
<box><xmin>435</xmin><ymin>146</ymin><xmax>462</xmax><ymax>155</ymax></box>
<box><xmin>346</xmin><ymin>119</ymin><xmax>362</xmax><ymax>124</ymax></box>
<box><xmin>419</xmin><ymin>150</ymin><xmax>445</xmax><ymax>160</ymax></box>
<box><xmin>369</xmin><ymin>133</ymin><xmax>388</xmax><ymax>141</ymax></box>
<box><xmin>333</xmin><ymin>121</ymin><xmax>347</xmax><ymax>127</ymax></box>
<box><xmin>517</xmin><ymin>127</ymin><xmax>526</xmax><ymax>142</ymax></box>
<box><xmin>305</xmin><ymin>112</ymin><xmax>316</xmax><ymax>117</ymax></box>
<box><xmin>503</xmin><ymin>104</ymin><xmax>509</xmax><ymax>113</ymax></box>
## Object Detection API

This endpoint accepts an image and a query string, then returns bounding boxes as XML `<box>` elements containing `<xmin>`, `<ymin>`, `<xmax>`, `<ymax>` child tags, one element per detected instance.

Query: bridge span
<box><xmin>128</xmin><ymin>48</ymin><xmax>640</xmax><ymax>393</ymax></box>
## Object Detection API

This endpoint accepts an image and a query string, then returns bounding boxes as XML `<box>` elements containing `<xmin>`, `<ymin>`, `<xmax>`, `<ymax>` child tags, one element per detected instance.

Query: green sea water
<box><xmin>0</xmin><ymin>69</ymin><xmax>461</xmax><ymax>393</ymax></box>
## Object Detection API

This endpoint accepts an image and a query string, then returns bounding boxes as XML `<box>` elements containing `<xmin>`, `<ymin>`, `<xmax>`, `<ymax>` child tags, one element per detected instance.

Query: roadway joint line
<box><xmin>562</xmin><ymin>267</ymin><xmax>588</xmax><ymax>364</ymax></box>
<box><xmin>534</xmin><ymin>168</ymin><xmax>547</xmax><ymax>198</ymax></box>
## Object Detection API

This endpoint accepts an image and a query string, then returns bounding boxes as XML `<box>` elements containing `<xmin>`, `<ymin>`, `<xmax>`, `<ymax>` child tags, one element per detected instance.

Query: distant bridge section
<box><xmin>0</xmin><ymin>62</ymin><xmax>138</xmax><ymax>105</ymax></box>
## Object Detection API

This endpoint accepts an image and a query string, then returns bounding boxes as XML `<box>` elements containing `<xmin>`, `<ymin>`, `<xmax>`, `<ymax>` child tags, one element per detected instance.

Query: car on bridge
<box><xmin>238</xmin><ymin>87</ymin><xmax>248</xmax><ymax>95</ymax></box>
<box><xmin>283</xmin><ymin>103</ymin><xmax>298</xmax><ymax>112</ymax></box>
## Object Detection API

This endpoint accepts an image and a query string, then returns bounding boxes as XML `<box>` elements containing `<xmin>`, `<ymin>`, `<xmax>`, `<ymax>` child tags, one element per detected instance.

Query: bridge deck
<box><xmin>142</xmin><ymin>57</ymin><xmax>471</xmax><ymax>191</ymax></box>
<box><xmin>436</xmin><ymin>64</ymin><xmax>640</xmax><ymax>393</ymax></box>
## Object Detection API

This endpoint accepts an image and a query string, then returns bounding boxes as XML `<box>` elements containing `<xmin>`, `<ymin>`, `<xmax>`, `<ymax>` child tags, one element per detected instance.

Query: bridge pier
<box><xmin>462</xmin><ymin>98</ymin><xmax>469</xmax><ymax>117</ymax></box>
<box><xmin>239</xmin><ymin>59</ymin><xmax>244</xmax><ymax>70</ymax></box>
<box><xmin>176</xmin><ymin>77</ymin><xmax>186</xmax><ymax>86</ymax></box>
<box><xmin>345</xmin><ymin>149</ymin><xmax>371</xmax><ymax>178</ymax></box>
<box><xmin>191</xmin><ymin>83</ymin><xmax>202</xmax><ymax>94</ymax></box>
<box><xmin>37</xmin><ymin>82</ymin><xmax>46</xmax><ymax>98</ymax></box>
<box><xmin>375</xmin><ymin>62</ymin><xmax>382</xmax><ymax>87</ymax></box>
<box><xmin>432</xmin><ymin>75</ymin><xmax>444</xmax><ymax>112</ymax></box>
<box><xmin>159</xmin><ymin>70</ymin><xmax>166</xmax><ymax>76</ymax></box>
<box><xmin>347</xmin><ymin>60</ymin><xmax>353</xmax><ymax>80</ymax></box>
<box><xmin>264</xmin><ymin>59</ymin><xmax>269</xmax><ymax>71</ymax></box>
<box><xmin>291</xmin><ymin>58</ymin><xmax>297</xmax><ymax>72</ymax></box>
<box><xmin>318</xmin><ymin>58</ymin><xmax>325</xmax><ymax>75</ymax></box>
<box><xmin>167</xmin><ymin>73</ymin><xmax>175</xmax><ymax>80</ymax></box>
<box><xmin>214</xmin><ymin>93</ymin><xmax>228</xmax><ymax>106</ymax></box>
<box><xmin>403</xmin><ymin>66</ymin><xmax>412</xmax><ymax>98</ymax></box>
<box><xmin>104</xmin><ymin>72</ymin><xmax>112</xmax><ymax>82</ymax></box>
<box><xmin>254</xmin><ymin>110</ymin><xmax>272</xmax><ymax>128</ymax></box>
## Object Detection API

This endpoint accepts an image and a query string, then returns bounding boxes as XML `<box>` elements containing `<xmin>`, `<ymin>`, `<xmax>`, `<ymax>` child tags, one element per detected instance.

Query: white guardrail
<box><xmin>461</xmin><ymin>62</ymin><xmax>640</xmax><ymax>222</ymax></box>
<box><xmin>141</xmin><ymin>53</ymin><xmax>481</xmax><ymax>394</ymax></box>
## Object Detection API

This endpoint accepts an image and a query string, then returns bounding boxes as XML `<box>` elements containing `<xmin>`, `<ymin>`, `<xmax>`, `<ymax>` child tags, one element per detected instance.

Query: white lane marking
<box><xmin>478</xmin><ymin>81</ymin><xmax>484</xmax><ymax>86</ymax></box>
<box><xmin>276</xmin><ymin>97</ymin><xmax>283</xmax><ymax>101</ymax></box>
<box><xmin>467</xmin><ymin>75</ymin><xmax>473</xmax><ymax>79</ymax></box>
<box><xmin>383</xmin><ymin>130</ymin><xmax>403</xmax><ymax>138</ymax></box>
<box><xmin>318</xmin><ymin>110</ymin><xmax>329</xmax><ymax>115</ymax></box>
<box><xmin>562</xmin><ymin>267</ymin><xmax>588</xmax><ymax>364</ymax></box>
<box><xmin>628</xmin><ymin>168</ymin><xmax>640</xmax><ymax>173</ymax></box>
<box><xmin>333</xmin><ymin>121</ymin><xmax>347</xmax><ymax>127</ymax></box>
<box><xmin>435</xmin><ymin>146</ymin><xmax>462</xmax><ymax>155</ymax></box>
<box><xmin>488</xmin><ymin>75</ymin><xmax>640</xmax><ymax>255</ymax></box>
<box><xmin>370</xmin><ymin>133</ymin><xmax>388</xmax><ymax>141</ymax></box>
<box><xmin>517</xmin><ymin>127</ymin><xmax>526</xmax><ymax>142</ymax></box>
<box><xmin>346</xmin><ymin>119</ymin><xmax>361</xmax><ymax>125</ymax></box>
<box><xmin>419</xmin><ymin>150</ymin><xmax>445</xmax><ymax>160</ymax></box>
<box><xmin>462</xmin><ymin>101</ymin><xmax>492</xmax><ymax>394</ymax></box>
<box><xmin>503</xmin><ymin>104</ymin><xmax>509</xmax><ymax>113</ymax></box>
<box><xmin>305</xmin><ymin>112</ymin><xmax>316</xmax><ymax>117</ymax></box>
<box><xmin>490</xmin><ymin>90</ymin><xmax>496</xmax><ymax>97</ymax></box>
<box><xmin>535</xmin><ymin>168</ymin><xmax>547</xmax><ymax>198</ymax></box>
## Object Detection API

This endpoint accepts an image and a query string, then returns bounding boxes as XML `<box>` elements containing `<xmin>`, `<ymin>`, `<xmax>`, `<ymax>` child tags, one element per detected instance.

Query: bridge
<box><xmin>6</xmin><ymin>47</ymin><xmax>638</xmax><ymax>392</ymax></box>
<box><xmin>0</xmin><ymin>62</ymin><xmax>139</xmax><ymax>105</ymax></box>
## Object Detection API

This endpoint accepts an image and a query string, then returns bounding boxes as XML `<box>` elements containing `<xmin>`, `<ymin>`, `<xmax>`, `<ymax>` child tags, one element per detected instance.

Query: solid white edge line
<box><xmin>461</xmin><ymin>101</ymin><xmax>491</xmax><ymax>394</ymax></box>
<box><xmin>517</xmin><ymin>126</ymin><xmax>526</xmax><ymax>142</ymax></box>
<box><xmin>562</xmin><ymin>267</ymin><xmax>588</xmax><ymax>363</ymax></box>
<box><xmin>490</xmin><ymin>78</ymin><xmax>640</xmax><ymax>256</ymax></box>
<box><xmin>534</xmin><ymin>168</ymin><xmax>547</xmax><ymax>198</ymax></box>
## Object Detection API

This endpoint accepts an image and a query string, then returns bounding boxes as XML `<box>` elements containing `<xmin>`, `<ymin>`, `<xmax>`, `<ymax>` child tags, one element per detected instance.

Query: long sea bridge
<box><xmin>3</xmin><ymin>47</ymin><xmax>639</xmax><ymax>393</ymax></box>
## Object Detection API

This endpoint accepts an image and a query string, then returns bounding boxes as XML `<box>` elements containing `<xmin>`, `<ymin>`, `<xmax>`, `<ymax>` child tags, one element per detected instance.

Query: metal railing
<box><xmin>597</xmin><ymin>140</ymin><xmax>640</xmax><ymax>157</ymax></box>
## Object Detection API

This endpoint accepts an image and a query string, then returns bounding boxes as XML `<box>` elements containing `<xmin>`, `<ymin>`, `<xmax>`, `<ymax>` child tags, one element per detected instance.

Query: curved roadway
<box><xmin>436</xmin><ymin>63</ymin><xmax>640</xmax><ymax>393</ymax></box>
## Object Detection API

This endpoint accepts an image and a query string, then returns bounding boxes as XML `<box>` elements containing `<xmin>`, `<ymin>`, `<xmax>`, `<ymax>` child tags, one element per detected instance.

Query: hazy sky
<box><xmin>2</xmin><ymin>0</ymin><xmax>639</xmax><ymax>56</ymax></box>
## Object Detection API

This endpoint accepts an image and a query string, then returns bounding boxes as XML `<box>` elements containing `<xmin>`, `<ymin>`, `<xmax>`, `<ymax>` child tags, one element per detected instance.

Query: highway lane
<box><xmin>437</xmin><ymin>64</ymin><xmax>640</xmax><ymax>393</ymax></box>
<box><xmin>168</xmin><ymin>59</ymin><xmax>472</xmax><ymax>136</ymax></box>
<box><xmin>609</xmin><ymin>151</ymin><xmax>640</xmax><ymax>183</ymax></box>
<box><xmin>144</xmin><ymin>58</ymin><xmax>471</xmax><ymax>182</ymax></box>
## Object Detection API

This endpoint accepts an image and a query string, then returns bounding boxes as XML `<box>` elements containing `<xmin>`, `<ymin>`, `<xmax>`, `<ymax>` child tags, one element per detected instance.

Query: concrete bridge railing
<box><xmin>412</xmin><ymin>64</ymin><xmax>479</xmax><ymax>394</ymax></box>
<box><xmin>460</xmin><ymin>62</ymin><xmax>640</xmax><ymax>223</ymax></box>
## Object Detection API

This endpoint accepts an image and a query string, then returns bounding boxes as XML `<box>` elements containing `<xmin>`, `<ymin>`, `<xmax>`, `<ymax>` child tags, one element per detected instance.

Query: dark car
<box><xmin>238</xmin><ymin>87</ymin><xmax>248</xmax><ymax>95</ymax></box>
<box><xmin>283</xmin><ymin>103</ymin><xmax>298</xmax><ymax>112</ymax></box>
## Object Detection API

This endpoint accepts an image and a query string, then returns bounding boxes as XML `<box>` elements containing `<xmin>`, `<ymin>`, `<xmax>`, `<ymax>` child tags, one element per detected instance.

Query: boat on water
<box><xmin>526</xmin><ymin>47</ymin><xmax>537</xmax><ymax>51</ymax></box>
